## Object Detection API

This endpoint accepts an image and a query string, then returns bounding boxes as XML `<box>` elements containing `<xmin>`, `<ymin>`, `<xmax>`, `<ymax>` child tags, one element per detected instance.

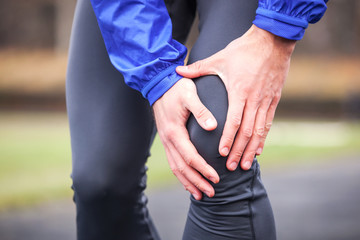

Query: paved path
<box><xmin>1</xmin><ymin>154</ymin><xmax>359</xmax><ymax>240</ymax></box>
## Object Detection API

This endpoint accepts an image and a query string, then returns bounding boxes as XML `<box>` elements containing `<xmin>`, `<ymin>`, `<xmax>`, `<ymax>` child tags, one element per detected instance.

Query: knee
<box><xmin>71</xmin><ymin>163</ymin><xmax>146</xmax><ymax>203</ymax></box>
<box><xmin>69</xmin><ymin>131</ymin><xmax>151</xmax><ymax>203</ymax></box>
<box><xmin>187</xmin><ymin>115</ymin><xmax>224</xmax><ymax>163</ymax></box>
<box><xmin>186</xmin><ymin>75</ymin><xmax>228</xmax><ymax>167</ymax></box>
<box><xmin>71</xmin><ymin>170</ymin><xmax>107</xmax><ymax>202</ymax></box>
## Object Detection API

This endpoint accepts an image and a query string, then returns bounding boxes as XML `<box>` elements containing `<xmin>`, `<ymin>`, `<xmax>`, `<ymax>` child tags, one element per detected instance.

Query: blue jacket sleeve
<box><xmin>253</xmin><ymin>0</ymin><xmax>328</xmax><ymax>40</ymax></box>
<box><xmin>90</xmin><ymin>0</ymin><xmax>187</xmax><ymax>105</ymax></box>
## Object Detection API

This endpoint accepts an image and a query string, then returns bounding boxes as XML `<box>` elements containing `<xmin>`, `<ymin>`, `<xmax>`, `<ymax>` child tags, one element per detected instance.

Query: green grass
<box><xmin>0</xmin><ymin>112</ymin><xmax>72</xmax><ymax>209</ymax></box>
<box><xmin>258</xmin><ymin>120</ymin><xmax>360</xmax><ymax>167</ymax></box>
<box><xmin>0</xmin><ymin>111</ymin><xmax>359</xmax><ymax>210</ymax></box>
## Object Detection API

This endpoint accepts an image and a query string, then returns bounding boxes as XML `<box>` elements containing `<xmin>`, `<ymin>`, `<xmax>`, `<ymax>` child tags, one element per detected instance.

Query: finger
<box><xmin>219</xmin><ymin>97</ymin><xmax>246</xmax><ymax>157</ymax></box>
<box><xmin>257</xmin><ymin>121</ymin><xmax>271</xmax><ymax>155</ymax></box>
<box><xmin>176</xmin><ymin>56</ymin><xmax>218</xmax><ymax>79</ymax></box>
<box><xmin>164</xmin><ymin>146</ymin><xmax>203</xmax><ymax>200</ymax></box>
<box><xmin>226</xmin><ymin>102</ymin><xmax>257</xmax><ymax>171</ymax></box>
<box><xmin>183</xmin><ymin>91</ymin><xmax>217</xmax><ymax>131</ymax></box>
<box><xmin>240</xmin><ymin>102</ymin><xmax>270</xmax><ymax>169</ymax></box>
<box><xmin>168</xmin><ymin>143</ymin><xmax>215</xmax><ymax>198</ymax></box>
<box><xmin>169</xmin><ymin>128</ymin><xmax>220</xmax><ymax>184</ymax></box>
<box><xmin>257</xmin><ymin>97</ymin><xmax>279</xmax><ymax>154</ymax></box>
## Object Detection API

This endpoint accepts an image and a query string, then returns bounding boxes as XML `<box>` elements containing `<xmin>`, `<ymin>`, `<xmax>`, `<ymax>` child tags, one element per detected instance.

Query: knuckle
<box><xmin>245</xmin><ymin>151</ymin><xmax>256</xmax><ymax>159</ymax></box>
<box><xmin>183</xmin><ymin>81</ymin><xmax>195</xmax><ymax>93</ymax></box>
<box><xmin>268</xmin><ymin>104</ymin><xmax>277</xmax><ymax>113</ymax></box>
<box><xmin>241</xmin><ymin>87</ymin><xmax>251</xmax><ymax>97</ymax></box>
<box><xmin>200</xmin><ymin>163</ymin><xmax>210</xmax><ymax>175</ymax></box>
<box><xmin>273</xmin><ymin>92</ymin><xmax>282</xmax><ymax>103</ymax></box>
<box><xmin>232</xmin><ymin>151</ymin><xmax>243</xmax><ymax>160</ymax></box>
<box><xmin>264</xmin><ymin>94</ymin><xmax>274</xmax><ymax>103</ymax></box>
<box><xmin>177</xmin><ymin>165</ymin><xmax>186</xmax><ymax>175</ymax></box>
<box><xmin>163</xmin><ymin>126</ymin><xmax>175</xmax><ymax>138</ymax></box>
<box><xmin>257</xmin><ymin>106</ymin><xmax>268</xmax><ymax>115</ymax></box>
<box><xmin>194</xmin><ymin>182</ymin><xmax>201</xmax><ymax>190</ymax></box>
<box><xmin>171</xmin><ymin>167</ymin><xmax>179</xmax><ymax>176</ymax></box>
<box><xmin>185</xmin><ymin>157</ymin><xmax>194</xmax><ymax>167</ymax></box>
<box><xmin>255</xmin><ymin>127</ymin><xmax>265</xmax><ymax>137</ymax></box>
<box><xmin>232</xmin><ymin>120</ymin><xmax>241</xmax><ymax>129</ymax></box>
<box><xmin>182</xmin><ymin>90</ymin><xmax>193</xmax><ymax>102</ymax></box>
<box><xmin>251</xmin><ymin>90</ymin><xmax>262</xmax><ymax>102</ymax></box>
<box><xmin>223</xmin><ymin>135</ymin><xmax>234</xmax><ymax>144</ymax></box>
<box><xmin>230</xmin><ymin>115</ymin><xmax>242</xmax><ymax>128</ymax></box>
<box><xmin>265</xmin><ymin>122</ymin><xmax>272</xmax><ymax>131</ymax></box>
<box><xmin>185</xmin><ymin>186</ymin><xmax>194</xmax><ymax>194</ymax></box>
<box><xmin>242</xmin><ymin>128</ymin><xmax>253</xmax><ymax>138</ymax></box>
<box><xmin>180</xmin><ymin>85</ymin><xmax>195</xmax><ymax>103</ymax></box>
<box><xmin>167</xmin><ymin>134</ymin><xmax>177</xmax><ymax>144</ymax></box>
<box><xmin>195</xmin><ymin>106</ymin><xmax>208</xmax><ymax>120</ymax></box>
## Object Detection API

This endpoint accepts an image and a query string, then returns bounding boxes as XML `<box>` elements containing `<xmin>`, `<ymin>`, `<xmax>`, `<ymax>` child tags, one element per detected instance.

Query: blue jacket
<box><xmin>90</xmin><ymin>0</ymin><xmax>328</xmax><ymax>105</ymax></box>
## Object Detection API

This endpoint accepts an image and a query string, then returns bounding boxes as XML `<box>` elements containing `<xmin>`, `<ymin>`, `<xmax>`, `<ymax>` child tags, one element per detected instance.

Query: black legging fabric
<box><xmin>66</xmin><ymin>0</ymin><xmax>276</xmax><ymax>239</ymax></box>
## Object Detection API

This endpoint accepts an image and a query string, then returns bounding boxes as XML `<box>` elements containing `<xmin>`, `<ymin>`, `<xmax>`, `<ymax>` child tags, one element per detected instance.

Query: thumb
<box><xmin>185</xmin><ymin>91</ymin><xmax>217</xmax><ymax>131</ymax></box>
<box><xmin>176</xmin><ymin>58</ymin><xmax>216</xmax><ymax>79</ymax></box>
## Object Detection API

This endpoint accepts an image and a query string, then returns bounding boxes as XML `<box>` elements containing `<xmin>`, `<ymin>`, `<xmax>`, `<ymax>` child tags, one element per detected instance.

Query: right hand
<box><xmin>177</xmin><ymin>25</ymin><xmax>295</xmax><ymax>172</ymax></box>
<box><xmin>152</xmin><ymin>78</ymin><xmax>220</xmax><ymax>200</ymax></box>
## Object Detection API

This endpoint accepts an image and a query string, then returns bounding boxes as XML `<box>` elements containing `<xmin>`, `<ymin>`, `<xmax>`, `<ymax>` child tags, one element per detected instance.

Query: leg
<box><xmin>183</xmin><ymin>0</ymin><xmax>276</xmax><ymax>239</ymax></box>
<box><xmin>66</xmin><ymin>0</ymin><xmax>159</xmax><ymax>239</ymax></box>
<box><xmin>165</xmin><ymin>0</ymin><xmax>197</xmax><ymax>44</ymax></box>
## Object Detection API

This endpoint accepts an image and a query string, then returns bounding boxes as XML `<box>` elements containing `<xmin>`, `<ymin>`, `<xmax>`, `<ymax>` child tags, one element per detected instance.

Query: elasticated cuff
<box><xmin>253</xmin><ymin>8</ymin><xmax>308</xmax><ymax>40</ymax></box>
<box><xmin>141</xmin><ymin>64</ymin><xmax>183</xmax><ymax>105</ymax></box>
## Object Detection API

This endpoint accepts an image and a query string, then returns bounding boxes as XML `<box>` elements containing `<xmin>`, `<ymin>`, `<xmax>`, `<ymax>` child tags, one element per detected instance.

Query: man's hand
<box><xmin>152</xmin><ymin>78</ymin><xmax>220</xmax><ymax>200</ymax></box>
<box><xmin>176</xmin><ymin>25</ymin><xmax>296</xmax><ymax>171</ymax></box>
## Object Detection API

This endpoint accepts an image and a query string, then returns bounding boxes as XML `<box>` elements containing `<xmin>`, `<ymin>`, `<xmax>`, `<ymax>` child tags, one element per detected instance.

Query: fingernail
<box><xmin>205</xmin><ymin>118</ymin><xmax>216</xmax><ymax>128</ymax></box>
<box><xmin>177</xmin><ymin>66</ymin><xmax>184</xmax><ymax>71</ymax></box>
<box><xmin>204</xmin><ymin>190</ymin><xmax>212</xmax><ymax>198</ymax></box>
<box><xmin>229</xmin><ymin>162</ymin><xmax>237</xmax><ymax>171</ymax></box>
<box><xmin>221</xmin><ymin>147</ymin><xmax>229</xmax><ymax>156</ymax></box>
<box><xmin>256</xmin><ymin>147</ymin><xmax>263</xmax><ymax>155</ymax></box>
<box><xmin>243</xmin><ymin>161</ymin><xmax>252</xmax><ymax>170</ymax></box>
<box><xmin>193</xmin><ymin>193</ymin><xmax>200</xmax><ymax>200</ymax></box>
<box><xmin>209</xmin><ymin>176</ymin><xmax>217</xmax><ymax>184</ymax></box>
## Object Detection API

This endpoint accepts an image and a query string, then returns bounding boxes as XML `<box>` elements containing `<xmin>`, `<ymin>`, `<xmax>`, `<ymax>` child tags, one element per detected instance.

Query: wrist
<box><xmin>248</xmin><ymin>24</ymin><xmax>296</xmax><ymax>57</ymax></box>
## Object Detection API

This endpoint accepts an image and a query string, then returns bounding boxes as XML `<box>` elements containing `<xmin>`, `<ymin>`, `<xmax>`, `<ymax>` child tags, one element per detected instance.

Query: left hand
<box><xmin>176</xmin><ymin>25</ymin><xmax>296</xmax><ymax>171</ymax></box>
<box><xmin>152</xmin><ymin>78</ymin><xmax>219</xmax><ymax>200</ymax></box>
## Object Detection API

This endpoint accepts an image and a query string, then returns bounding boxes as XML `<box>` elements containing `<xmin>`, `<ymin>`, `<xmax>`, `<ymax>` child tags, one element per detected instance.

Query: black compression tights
<box><xmin>66</xmin><ymin>0</ymin><xmax>276</xmax><ymax>239</ymax></box>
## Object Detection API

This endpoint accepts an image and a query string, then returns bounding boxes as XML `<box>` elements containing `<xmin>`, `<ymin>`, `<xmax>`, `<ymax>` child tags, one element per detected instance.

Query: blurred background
<box><xmin>0</xmin><ymin>0</ymin><xmax>359</xmax><ymax>240</ymax></box>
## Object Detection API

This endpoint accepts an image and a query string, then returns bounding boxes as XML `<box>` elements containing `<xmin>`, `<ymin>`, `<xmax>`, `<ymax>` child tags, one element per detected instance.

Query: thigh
<box><xmin>165</xmin><ymin>0</ymin><xmax>197</xmax><ymax>44</ymax></box>
<box><xmin>183</xmin><ymin>1</ymin><xmax>276</xmax><ymax>239</ymax></box>
<box><xmin>66</xmin><ymin>0</ymin><xmax>155</xmax><ymax>196</ymax></box>
<box><xmin>66</xmin><ymin>0</ymin><xmax>158</xmax><ymax>239</ymax></box>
